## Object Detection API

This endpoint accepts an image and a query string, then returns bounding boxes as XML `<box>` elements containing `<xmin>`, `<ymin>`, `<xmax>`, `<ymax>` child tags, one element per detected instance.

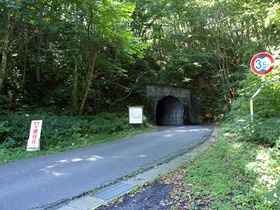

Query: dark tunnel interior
<box><xmin>156</xmin><ymin>96</ymin><xmax>184</xmax><ymax>126</ymax></box>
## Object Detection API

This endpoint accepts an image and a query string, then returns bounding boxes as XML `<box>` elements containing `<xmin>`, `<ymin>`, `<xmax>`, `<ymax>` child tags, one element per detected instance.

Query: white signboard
<box><xmin>26</xmin><ymin>120</ymin><xmax>43</xmax><ymax>151</ymax></box>
<box><xmin>128</xmin><ymin>106</ymin><xmax>143</xmax><ymax>124</ymax></box>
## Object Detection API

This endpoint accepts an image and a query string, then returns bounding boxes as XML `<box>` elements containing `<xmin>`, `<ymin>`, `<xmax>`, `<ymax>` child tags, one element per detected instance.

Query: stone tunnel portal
<box><xmin>156</xmin><ymin>96</ymin><xmax>184</xmax><ymax>126</ymax></box>
<box><xmin>146</xmin><ymin>85</ymin><xmax>201</xmax><ymax>125</ymax></box>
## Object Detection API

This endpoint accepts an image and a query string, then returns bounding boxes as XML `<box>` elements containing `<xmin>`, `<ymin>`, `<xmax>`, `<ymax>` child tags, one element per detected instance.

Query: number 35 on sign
<box><xmin>250</xmin><ymin>52</ymin><xmax>275</xmax><ymax>75</ymax></box>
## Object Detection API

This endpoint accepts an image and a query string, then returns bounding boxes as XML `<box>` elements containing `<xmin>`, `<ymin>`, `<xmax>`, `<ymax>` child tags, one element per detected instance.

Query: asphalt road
<box><xmin>0</xmin><ymin>125</ymin><xmax>213</xmax><ymax>210</ymax></box>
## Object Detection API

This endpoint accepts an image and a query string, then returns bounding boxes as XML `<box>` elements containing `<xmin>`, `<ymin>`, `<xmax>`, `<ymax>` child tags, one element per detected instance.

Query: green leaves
<box><xmin>0</xmin><ymin>111</ymin><xmax>157</xmax><ymax>163</ymax></box>
<box><xmin>1</xmin><ymin>0</ymin><xmax>280</xmax><ymax>116</ymax></box>
<box><xmin>0</xmin><ymin>0</ymin><xmax>149</xmax><ymax>114</ymax></box>
<box><xmin>177</xmin><ymin>127</ymin><xmax>262</xmax><ymax>208</ymax></box>
<box><xmin>264</xmin><ymin>182</ymin><xmax>280</xmax><ymax>208</ymax></box>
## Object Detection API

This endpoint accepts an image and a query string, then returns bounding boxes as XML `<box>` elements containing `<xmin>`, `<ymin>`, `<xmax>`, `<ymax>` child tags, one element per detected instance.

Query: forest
<box><xmin>0</xmin><ymin>0</ymin><xmax>278</xmax><ymax>115</ymax></box>
<box><xmin>1</xmin><ymin>0</ymin><xmax>280</xmax><ymax>208</ymax></box>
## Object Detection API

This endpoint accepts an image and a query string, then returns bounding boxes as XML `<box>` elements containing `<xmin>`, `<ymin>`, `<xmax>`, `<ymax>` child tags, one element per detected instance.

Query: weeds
<box><xmin>0</xmin><ymin>112</ymin><xmax>158</xmax><ymax>163</ymax></box>
<box><xmin>159</xmin><ymin>121</ymin><xmax>279</xmax><ymax>209</ymax></box>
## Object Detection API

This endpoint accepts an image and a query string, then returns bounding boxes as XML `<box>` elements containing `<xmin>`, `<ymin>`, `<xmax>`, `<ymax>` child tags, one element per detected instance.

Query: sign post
<box><xmin>250</xmin><ymin>52</ymin><xmax>275</xmax><ymax>122</ymax></box>
<box><xmin>128</xmin><ymin>106</ymin><xmax>144</xmax><ymax>128</ymax></box>
<box><xmin>26</xmin><ymin>120</ymin><xmax>43</xmax><ymax>151</ymax></box>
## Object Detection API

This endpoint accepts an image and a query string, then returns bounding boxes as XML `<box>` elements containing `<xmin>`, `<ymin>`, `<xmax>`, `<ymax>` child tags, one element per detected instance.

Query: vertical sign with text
<box><xmin>128</xmin><ymin>106</ymin><xmax>143</xmax><ymax>124</ymax></box>
<box><xmin>26</xmin><ymin>120</ymin><xmax>42</xmax><ymax>151</ymax></box>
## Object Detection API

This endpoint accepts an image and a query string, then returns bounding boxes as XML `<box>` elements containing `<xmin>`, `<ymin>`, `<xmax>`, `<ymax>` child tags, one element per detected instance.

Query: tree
<box><xmin>1</xmin><ymin>0</ymin><xmax>279</xmax><ymax>116</ymax></box>
<box><xmin>0</xmin><ymin>3</ymin><xmax>10</xmax><ymax>90</ymax></box>
<box><xmin>76</xmin><ymin>0</ymin><xmax>145</xmax><ymax>115</ymax></box>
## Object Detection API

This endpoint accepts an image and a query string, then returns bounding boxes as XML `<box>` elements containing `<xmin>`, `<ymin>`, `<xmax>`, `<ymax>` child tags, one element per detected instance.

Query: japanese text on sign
<box><xmin>128</xmin><ymin>106</ymin><xmax>143</xmax><ymax>124</ymax></box>
<box><xmin>26</xmin><ymin>120</ymin><xmax>42</xmax><ymax>151</ymax></box>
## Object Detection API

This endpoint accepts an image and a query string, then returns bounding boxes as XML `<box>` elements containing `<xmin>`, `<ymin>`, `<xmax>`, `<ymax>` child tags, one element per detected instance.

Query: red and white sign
<box><xmin>250</xmin><ymin>52</ymin><xmax>275</xmax><ymax>75</ymax></box>
<box><xmin>26</xmin><ymin>120</ymin><xmax>42</xmax><ymax>151</ymax></box>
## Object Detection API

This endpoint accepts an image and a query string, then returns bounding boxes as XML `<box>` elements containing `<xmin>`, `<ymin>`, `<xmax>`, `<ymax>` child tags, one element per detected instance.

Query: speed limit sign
<box><xmin>250</xmin><ymin>52</ymin><xmax>275</xmax><ymax>75</ymax></box>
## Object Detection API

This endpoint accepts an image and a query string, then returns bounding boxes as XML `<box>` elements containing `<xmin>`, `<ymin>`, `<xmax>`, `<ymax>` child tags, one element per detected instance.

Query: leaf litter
<box><xmin>97</xmin><ymin>163</ymin><xmax>217</xmax><ymax>209</ymax></box>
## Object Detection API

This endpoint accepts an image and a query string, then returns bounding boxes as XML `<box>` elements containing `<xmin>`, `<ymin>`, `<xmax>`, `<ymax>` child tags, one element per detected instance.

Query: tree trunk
<box><xmin>78</xmin><ymin>7</ymin><xmax>101</xmax><ymax>116</ymax></box>
<box><xmin>0</xmin><ymin>9</ymin><xmax>10</xmax><ymax>90</ymax></box>
<box><xmin>72</xmin><ymin>61</ymin><xmax>78</xmax><ymax>114</ymax></box>
<box><xmin>36</xmin><ymin>30</ymin><xmax>42</xmax><ymax>82</ymax></box>
<box><xmin>72</xmin><ymin>6</ymin><xmax>80</xmax><ymax>115</ymax></box>
<box><xmin>78</xmin><ymin>51</ymin><xmax>99</xmax><ymax>116</ymax></box>
<box><xmin>21</xmin><ymin>32</ymin><xmax>28</xmax><ymax>89</ymax></box>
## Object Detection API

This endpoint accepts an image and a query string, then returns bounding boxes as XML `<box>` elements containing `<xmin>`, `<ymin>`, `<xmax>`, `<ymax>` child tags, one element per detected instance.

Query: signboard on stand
<box><xmin>128</xmin><ymin>106</ymin><xmax>144</xmax><ymax>125</ymax></box>
<box><xmin>26</xmin><ymin>120</ymin><xmax>42</xmax><ymax>151</ymax></box>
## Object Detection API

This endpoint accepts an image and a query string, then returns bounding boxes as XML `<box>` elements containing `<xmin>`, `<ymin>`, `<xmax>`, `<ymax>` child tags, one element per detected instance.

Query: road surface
<box><xmin>0</xmin><ymin>125</ymin><xmax>213</xmax><ymax>210</ymax></box>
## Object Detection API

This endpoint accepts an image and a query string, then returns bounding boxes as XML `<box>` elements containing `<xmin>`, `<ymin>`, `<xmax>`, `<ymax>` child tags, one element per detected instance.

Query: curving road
<box><xmin>0</xmin><ymin>125</ymin><xmax>213</xmax><ymax>210</ymax></box>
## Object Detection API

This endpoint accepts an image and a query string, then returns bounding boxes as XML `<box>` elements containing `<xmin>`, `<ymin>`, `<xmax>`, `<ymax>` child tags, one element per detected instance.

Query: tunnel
<box><xmin>156</xmin><ymin>96</ymin><xmax>184</xmax><ymax>126</ymax></box>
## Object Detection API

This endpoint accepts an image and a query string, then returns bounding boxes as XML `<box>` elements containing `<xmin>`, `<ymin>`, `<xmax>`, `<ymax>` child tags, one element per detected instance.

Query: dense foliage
<box><xmin>0</xmin><ymin>0</ymin><xmax>146</xmax><ymax>115</ymax></box>
<box><xmin>0</xmin><ymin>1</ymin><xmax>279</xmax><ymax>207</ymax></box>
<box><xmin>1</xmin><ymin>0</ymin><xmax>279</xmax><ymax>115</ymax></box>
<box><xmin>0</xmin><ymin>0</ymin><xmax>279</xmax><ymax>160</ymax></box>
<box><xmin>160</xmin><ymin>121</ymin><xmax>279</xmax><ymax>209</ymax></box>
<box><xmin>0</xmin><ymin>111</ymin><xmax>156</xmax><ymax>163</ymax></box>
<box><xmin>209</xmin><ymin>64</ymin><xmax>279</xmax><ymax>208</ymax></box>
<box><xmin>0</xmin><ymin>112</ymin><xmax>127</xmax><ymax>149</ymax></box>
<box><xmin>226</xmin><ymin>66</ymin><xmax>280</xmax><ymax>146</ymax></box>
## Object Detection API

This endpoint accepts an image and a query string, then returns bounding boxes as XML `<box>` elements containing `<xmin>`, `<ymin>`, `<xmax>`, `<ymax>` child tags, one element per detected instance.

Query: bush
<box><xmin>86</xmin><ymin>112</ymin><xmax>129</xmax><ymax>134</ymax></box>
<box><xmin>0</xmin><ymin>94</ymin><xmax>9</xmax><ymax>114</ymax></box>
<box><xmin>222</xmin><ymin>66</ymin><xmax>280</xmax><ymax>208</ymax></box>
<box><xmin>253</xmin><ymin>117</ymin><xmax>280</xmax><ymax>145</ymax></box>
<box><xmin>225</xmin><ymin>67</ymin><xmax>280</xmax><ymax>145</ymax></box>
<box><xmin>0</xmin><ymin>115</ymin><xmax>30</xmax><ymax>148</ymax></box>
<box><xmin>0</xmin><ymin>112</ymin><xmax>134</xmax><ymax>149</ymax></box>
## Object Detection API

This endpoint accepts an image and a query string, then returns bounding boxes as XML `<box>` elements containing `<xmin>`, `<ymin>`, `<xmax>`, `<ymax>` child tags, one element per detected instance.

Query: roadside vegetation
<box><xmin>169</xmin><ymin>67</ymin><xmax>279</xmax><ymax>209</ymax></box>
<box><xmin>0</xmin><ymin>112</ymin><xmax>158</xmax><ymax>164</ymax></box>
<box><xmin>1</xmin><ymin>0</ymin><xmax>279</xmax><ymax>208</ymax></box>
<box><xmin>137</xmin><ymin>69</ymin><xmax>280</xmax><ymax>209</ymax></box>
<box><xmin>100</xmin><ymin>67</ymin><xmax>280</xmax><ymax>209</ymax></box>
<box><xmin>147</xmin><ymin>125</ymin><xmax>278</xmax><ymax>209</ymax></box>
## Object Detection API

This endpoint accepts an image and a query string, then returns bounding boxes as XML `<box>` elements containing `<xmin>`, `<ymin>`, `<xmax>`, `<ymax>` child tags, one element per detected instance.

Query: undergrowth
<box><xmin>180</xmin><ymin>127</ymin><xmax>268</xmax><ymax>209</ymax></box>
<box><xmin>163</xmin><ymin>122</ymin><xmax>279</xmax><ymax>209</ymax></box>
<box><xmin>0</xmin><ymin>112</ymin><xmax>158</xmax><ymax>164</ymax></box>
<box><xmin>169</xmin><ymin>67</ymin><xmax>280</xmax><ymax>209</ymax></box>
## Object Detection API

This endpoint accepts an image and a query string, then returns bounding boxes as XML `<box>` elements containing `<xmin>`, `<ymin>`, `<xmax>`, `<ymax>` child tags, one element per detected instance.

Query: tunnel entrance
<box><xmin>147</xmin><ymin>85</ymin><xmax>201</xmax><ymax>125</ymax></box>
<box><xmin>156</xmin><ymin>96</ymin><xmax>184</xmax><ymax>126</ymax></box>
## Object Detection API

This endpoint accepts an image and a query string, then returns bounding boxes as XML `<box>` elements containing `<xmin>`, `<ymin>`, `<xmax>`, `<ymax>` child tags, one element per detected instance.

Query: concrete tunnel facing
<box><xmin>146</xmin><ymin>85</ymin><xmax>201</xmax><ymax>125</ymax></box>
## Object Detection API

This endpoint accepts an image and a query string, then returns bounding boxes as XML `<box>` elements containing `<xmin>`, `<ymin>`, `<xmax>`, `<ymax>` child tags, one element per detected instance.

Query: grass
<box><xmin>101</xmin><ymin>122</ymin><xmax>280</xmax><ymax>209</ymax></box>
<box><xmin>158</xmin><ymin>124</ymin><xmax>280</xmax><ymax>209</ymax></box>
<box><xmin>2</xmin><ymin>113</ymin><xmax>279</xmax><ymax>209</ymax></box>
<box><xmin>181</xmin><ymin>133</ymin><xmax>260</xmax><ymax>208</ymax></box>
<box><xmin>0</xmin><ymin>125</ymin><xmax>159</xmax><ymax>164</ymax></box>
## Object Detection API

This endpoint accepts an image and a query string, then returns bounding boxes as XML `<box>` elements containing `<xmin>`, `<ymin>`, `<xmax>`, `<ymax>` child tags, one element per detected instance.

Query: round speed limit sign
<box><xmin>250</xmin><ymin>52</ymin><xmax>275</xmax><ymax>75</ymax></box>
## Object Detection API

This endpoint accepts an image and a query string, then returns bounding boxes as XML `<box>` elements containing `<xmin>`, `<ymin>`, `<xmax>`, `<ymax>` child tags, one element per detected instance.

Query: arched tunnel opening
<box><xmin>156</xmin><ymin>96</ymin><xmax>184</xmax><ymax>126</ymax></box>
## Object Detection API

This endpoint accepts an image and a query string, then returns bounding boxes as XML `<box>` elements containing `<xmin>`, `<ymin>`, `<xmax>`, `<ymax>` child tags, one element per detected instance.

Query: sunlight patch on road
<box><xmin>57</xmin><ymin>159</ymin><xmax>69</xmax><ymax>163</ymax></box>
<box><xmin>173</xmin><ymin>129</ymin><xmax>199</xmax><ymax>132</ymax></box>
<box><xmin>86</xmin><ymin>155</ymin><xmax>103</xmax><ymax>162</ymax></box>
<box><xmin>53</xmin><ymin>172</ymin><xmax>64</xmax><ymax>177</ymax></box>
<box><xmin>139</xmin><ymin>155</ymin><xmax>147</xmax><ymax>158</ymax></box>
<box><xmin>71</xmin><ymin>158</ymin><xmax>83</xmax><ymax>162</ymax></box>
